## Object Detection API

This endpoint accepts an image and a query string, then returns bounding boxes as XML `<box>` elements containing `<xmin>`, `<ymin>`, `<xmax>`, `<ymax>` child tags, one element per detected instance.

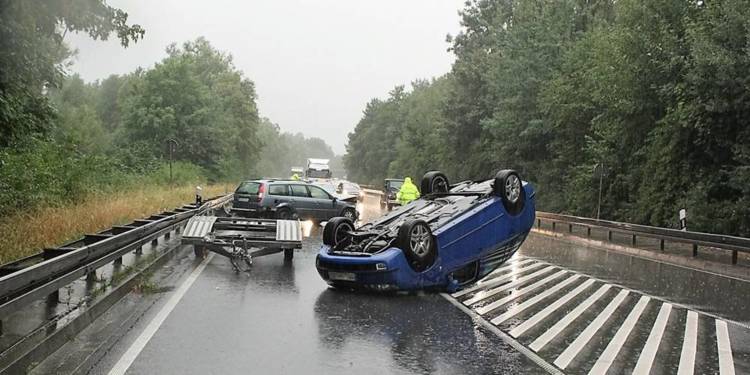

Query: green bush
<box><xmin>0</xmin><ymin>139</ymin><xmax>210</xmax><ymax>214</ymax></box>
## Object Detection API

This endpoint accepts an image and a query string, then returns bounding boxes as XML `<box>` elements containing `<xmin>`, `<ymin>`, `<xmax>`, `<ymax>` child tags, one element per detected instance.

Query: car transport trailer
<box><xmin>181</xmin><ymin>216</ymin><xmax>303</xmax><ymax>271</ymax></box>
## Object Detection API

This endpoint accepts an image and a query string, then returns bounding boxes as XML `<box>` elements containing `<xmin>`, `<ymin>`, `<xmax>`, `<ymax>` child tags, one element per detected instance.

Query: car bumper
<box><xmin>316</xmin><ymin>247</ymin><xmax>439</xmax><ymax>291</ymax></box>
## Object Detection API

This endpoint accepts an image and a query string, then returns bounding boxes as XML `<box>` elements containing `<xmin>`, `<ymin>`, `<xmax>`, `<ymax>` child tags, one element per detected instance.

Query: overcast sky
<box><xmin>67</xmin><ymin>0</ymin><xmax>465</xmax><ymax>154</ymax></box>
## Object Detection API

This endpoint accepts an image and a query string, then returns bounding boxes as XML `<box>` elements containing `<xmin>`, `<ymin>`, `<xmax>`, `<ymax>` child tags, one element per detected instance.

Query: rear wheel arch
<box><xmin>323</xmin><ymin>217</ymin><xmax>355</xmax><ymax>247</ymax></box>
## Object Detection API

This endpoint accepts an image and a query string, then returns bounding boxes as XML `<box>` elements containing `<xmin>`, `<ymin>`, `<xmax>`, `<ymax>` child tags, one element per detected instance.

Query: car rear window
<box><xmin>236</xmin><ymin>181</ymin><xmax>260</xmax><ymax>194</ymax></box>
<box><xmin>268</xmin><ymin>184</ymin><xmax>288</xmax><ymax>196</ymax></box>
<box><xmin>290</xmin><ymin>185</ymin><xmax>309</xmax><ymax>197</ymax></box>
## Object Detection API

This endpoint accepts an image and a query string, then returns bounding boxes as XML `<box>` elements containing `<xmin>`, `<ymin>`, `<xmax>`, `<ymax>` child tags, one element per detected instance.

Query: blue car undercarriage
<box><xmin>316</xmin><ymin>170</ymin><xmax>536</xmax><ymax>292</ymax></box>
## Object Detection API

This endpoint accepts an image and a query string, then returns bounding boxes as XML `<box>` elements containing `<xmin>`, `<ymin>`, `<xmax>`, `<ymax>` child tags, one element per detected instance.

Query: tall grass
<box><xmin>0</xmin><ymin>184</ymin><xmax>228</xmax><ymax>265</ymax></box>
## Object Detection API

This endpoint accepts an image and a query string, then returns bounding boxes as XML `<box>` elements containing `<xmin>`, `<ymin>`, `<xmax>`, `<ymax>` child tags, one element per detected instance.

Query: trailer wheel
<box><xmin>284</xmin><ymin>248</ymin><xmax>294</xmax><ymax>260</ymax></box>
<box><xmin>194</xmin><ymin>245</ymin><xmax>205</xmax><ymax>259</ymax></box>
<box><xmin>323</xmin><ymin>217</ymin><xmax>354</xmax><ymax>247</ymax></box>
<box><xmin>493</xmin><ymin>169</ymin><xmax>525</xmax><ymax>215</ymax></box>
<box><xmin>396</xmin><ymin>219</ymin><xmax>437</xmax><ymax>272</ymax></box>
<box><xmin>421</xmin><ymin>171</ymin><xmax>450</xmax><ymax>195</ymax></box>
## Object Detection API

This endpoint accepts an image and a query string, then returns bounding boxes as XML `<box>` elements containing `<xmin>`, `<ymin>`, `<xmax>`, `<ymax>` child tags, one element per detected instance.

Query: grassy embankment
<box><xmin>0</xmin><ymin>184</ymin><xmax>230</xmax><ymax>265</ymax></box>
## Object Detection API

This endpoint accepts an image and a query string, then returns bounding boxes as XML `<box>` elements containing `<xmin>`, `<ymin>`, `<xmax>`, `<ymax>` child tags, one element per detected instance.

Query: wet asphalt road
<box><xmin>94</xmin><ymin>195</ymin><xmax>545</xmax><ymax>375</ymax></box>
<box><xmin>87</xmin><ymin>194</ymin><xmax>749</xmax><ymax>374</ymax></box>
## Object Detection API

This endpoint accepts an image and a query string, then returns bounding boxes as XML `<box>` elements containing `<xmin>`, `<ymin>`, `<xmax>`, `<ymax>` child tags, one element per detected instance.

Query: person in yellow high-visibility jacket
<box><xmin>396</xmin><ymin>177</ymin><xmax>420</xmax><ymax>205</ymax></box>
<box><xmin>291</xmin><ymin>173</ymin><xmax>300</xmax><ymax>181</ymax></box>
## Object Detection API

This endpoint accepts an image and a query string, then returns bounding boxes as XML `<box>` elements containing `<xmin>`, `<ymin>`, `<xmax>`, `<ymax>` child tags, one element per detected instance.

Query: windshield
<box><xmin>387</xmin><ymin>181</ymin><xmax>403</xmax><ymax>191</ymax></box>
<box><xmin>307</xmin><ymin>169</ymin><xmax>332</xmax><ymax>178</ymax></box>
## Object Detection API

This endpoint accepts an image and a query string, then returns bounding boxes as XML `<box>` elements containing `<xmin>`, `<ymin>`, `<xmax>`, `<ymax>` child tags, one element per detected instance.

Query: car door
<box><xmin>307</xmin><ymin>185</ymin><xmax>337</xmax><ymax>219</ymax></box>
<box><xmin>267</xmin><ymin>184</ymin><xmax>290</xmax><ymax>209</ymax></box>
<box><xmin>288</xmin><ymin>184</ymin><xmax>315</xmax><ymax>218</ymax></box>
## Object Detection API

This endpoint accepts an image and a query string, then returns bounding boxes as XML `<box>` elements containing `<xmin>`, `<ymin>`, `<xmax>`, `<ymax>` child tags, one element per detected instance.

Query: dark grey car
<box><xmin>233</xmin><ymin>180</ymin><xmax>358</xmax><ymax>221</ymax></box>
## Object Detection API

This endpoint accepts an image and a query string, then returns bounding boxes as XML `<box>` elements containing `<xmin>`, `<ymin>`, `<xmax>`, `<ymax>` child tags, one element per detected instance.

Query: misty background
<box><xmin>67</xmin><ymin>0</ymin><xmax>465</xmax><ymax>154</ymax></box>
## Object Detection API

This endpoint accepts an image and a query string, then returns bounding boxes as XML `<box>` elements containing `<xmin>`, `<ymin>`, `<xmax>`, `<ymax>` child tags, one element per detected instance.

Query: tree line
<box><xmin>0</xmin><ymin>1</ymin><xmax>333</xmax><ymax>213</ymax></box>
<box><xmin>344</xmin><ymin>0</ymin><xmax>750</xmax><ymax>236</ymax></box>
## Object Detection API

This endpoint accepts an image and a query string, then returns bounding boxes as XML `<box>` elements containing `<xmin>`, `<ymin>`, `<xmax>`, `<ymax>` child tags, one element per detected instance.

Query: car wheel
<box><xmin>276</xmin><ymin>207</ymin><xmax>293</xmax><ymax>220</ymax></box>
<box><xmin>421</xmin><ymin>171</ymin><xmax>450</xmax><ymax>195</ymax></box>
<box><xmin>323</xmin><ymin>217</ymin><xmax>355</xmax><ymax>247</ymax></box>
<box><xmin>396</xmin><ymin>219</ymin><xmax>437</xmax><ymax>272</ymax></box>
<box><xmin>342</xmin><ymin>208</ymin><xmax>357</xmax><ymax>221</ymax></box>
<box><xmin>493</xmin><ymin>169</ymin><xmax>525</xmax><ymax>215</ymax></box>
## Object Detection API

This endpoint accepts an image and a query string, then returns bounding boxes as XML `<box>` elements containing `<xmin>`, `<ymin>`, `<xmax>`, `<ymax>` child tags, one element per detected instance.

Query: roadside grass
<box><xmin>0</xmin><ymin>184</ymin><xmax>230</xmax><ymax>265</ymax></box>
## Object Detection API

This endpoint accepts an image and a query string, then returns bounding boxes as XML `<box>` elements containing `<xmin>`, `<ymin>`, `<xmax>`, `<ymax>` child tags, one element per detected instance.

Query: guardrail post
<box><xmin>692</xmin><ymin>244</ymin><xmax>698</xmax><ymax>257</ymax></box>
<box><xmin>113</xmin><ymin>257</ymin><xmax>122</xmax><ymax>267</ymax></box>
<box><xmin>165</xmin><ymin>231</ymin><xmax>171</xmax><ymax>240</ymax></box>
<box><xmin>537</xmin><ymin>219</ymin><xmax>541</xmax><ymax>228</ymax></box>
<box><xmin>732</xmin><ymin>250</ymin><xmax>738</xmax><ymax>265</ymax></box>
<box><xmin>568</xmin><ymin>224</ymin><xmax>573</xmax><ymax>233</ymax></box>
<box><xmin>135</xmin><ymin>245</ymin><xmax>143</xmax><ymax>255</ymax></box>
<box><xmin>607</xmin><ymin>231</ymin><xmax>612</xmax><ymax>241</ymax></box>
<box><xmin>631</xmin><ymin>234</ymin><xmax>636</xmax><ymax>246</ymax></box>
<box><xmin>660</xmin><ymin>239</ymin><xmax>665</xmax><ymax>251</ymax></box>
<box><xmin>151</xmin><ymin>238</ymin><xmax>158</xmax><ymax>246</ymax></box>
<box><xmin>552</xmin><ymin>222</ymin><xmax>556</xmax><ymax>232</ymax></box>
<box><xmin>586</xmin><ymin>227</ymin><xmax>591</xmax><ymax>237</ymax></box>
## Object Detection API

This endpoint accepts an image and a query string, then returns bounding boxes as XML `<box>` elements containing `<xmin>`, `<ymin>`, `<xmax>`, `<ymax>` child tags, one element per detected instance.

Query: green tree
<box><xmin>0</xmin><ymin>0</ymin><xmax>143</xmax><ymax>147</ymax></box>
<box><xmin>120</xmin><ymin>38</ymin><xmax>261</xmax><ymax>180</ymax></box>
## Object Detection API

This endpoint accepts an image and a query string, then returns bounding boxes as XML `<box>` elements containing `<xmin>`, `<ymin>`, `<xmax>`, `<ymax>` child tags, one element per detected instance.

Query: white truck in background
<box><xmin>305</xmin><ymin>158</ymin><xmax>332</xmax><ymax>179</ymax></box>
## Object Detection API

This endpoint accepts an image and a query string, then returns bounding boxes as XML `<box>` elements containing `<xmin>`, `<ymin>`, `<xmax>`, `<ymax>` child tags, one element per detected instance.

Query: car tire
<box><xmin>421</xmin><ymin>171</ymin><xmax>450</xmax><ymax>195</ymax></box>
<box><xmin>396</xmin><ymin>219</ymin><xmax>437</xmax><ymax>272</ymax></box>
<box><xmin>493</xmin><ymin>169</ymin><xmax>525</xmax><ymax>215</ymax></box>
<box><xmin>276</xmin><ymin>207</ymin><xmax>293</xmax><ymax>220</ymax></box>
<box><xmin>342</xmin><ymin>208</ymin><xmax>357</xmax><ymax>221</ymax></box>
<box><xmin>323</xmin><ymin>217</ymin><xmax>355</xmax><ymax>247</ymax></box>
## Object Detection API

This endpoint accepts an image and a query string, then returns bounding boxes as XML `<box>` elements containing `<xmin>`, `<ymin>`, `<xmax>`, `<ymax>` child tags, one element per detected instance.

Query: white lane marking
<box><xmin>108</xmin><ymin>253</ymin><xmax>214</xmax><ymax>375</ymax></box>
<box><xmin>632</xmin><ymin>303</ymin><xmax>673</xmax><ymax>375</ymax></box>
<box><xmin>492</xmin><ymin>275</ymin><xmax>582</xmax><ymax>325</ymax></box>
<box><xmin>511</xmin><ymin>279</ymin><xmax>596</xmax><ymax>338</ymax></box>
<box><xmin>554</xmin><ymin>289</ymin><xmax>630</xmax><ymax>369</ymax></box>
<box><xmin>677</xmin><ymin>311</ymin><xmax>698</xmax><ymax>375</ymax></box>
<box><xmin>441</xmin><ymin>293</ymin><xmax>565</xmax><ymax>375</ymax></box>
<box><xmin>588</xmin><ymin>296</ymin><xmax>651</xmax><ymax>375</ymax></box>
<box><xmin>463</xmin><ymin>266</ymin><xmax>557</xmax><ymax>306</ymax></box>
<box><xmin>530</xmin><ymin>284</ymin><xmax>612</xmax><ymax>351</ymax></box>
<box><xmin>476</xmin><ymin>270</ymin><xmax>568</xmax><ymax>315</ymax></box>
<box><xmin>453</xmin><ymin>260</ymin><xmax>541</xmax><ymax>298</ymax></box>
<box><xmin>716</xmin><ymin>319</ymin><xmax>736</xmax><ymax>375</ymax></box>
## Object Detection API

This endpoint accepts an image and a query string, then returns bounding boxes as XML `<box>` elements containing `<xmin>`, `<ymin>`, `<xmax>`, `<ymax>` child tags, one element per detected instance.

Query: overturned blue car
<box><xmin>315</xmin><ymin>170</ymin><xmax>535</xmax><ymax>292</ymax></box>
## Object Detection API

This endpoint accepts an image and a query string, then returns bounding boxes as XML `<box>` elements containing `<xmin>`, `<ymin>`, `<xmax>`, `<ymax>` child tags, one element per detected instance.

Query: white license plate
<box><xmin>237</xmin><ymin>197</ymin><xmax>249</xmax><ymax>202</ymax></box>
<box><xmin>328</xmin><ymin>272</ymin><xmax>356</xmax><ymax>281</ymax></box>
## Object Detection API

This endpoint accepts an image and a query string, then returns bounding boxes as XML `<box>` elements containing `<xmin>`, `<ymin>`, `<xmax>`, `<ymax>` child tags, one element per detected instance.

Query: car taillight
<box><xmin>257</xmin><ymin>184</ymin><xmax>265</xmax><ymax>202</ymax></box>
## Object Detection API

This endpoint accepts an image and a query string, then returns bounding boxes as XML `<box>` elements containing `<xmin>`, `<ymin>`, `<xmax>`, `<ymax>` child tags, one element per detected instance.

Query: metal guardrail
<box><xmin>0</xmin><ymin>194</ymin><xmax>233</xmax><ymax>322</ymax></box>
<box><xmin>535</xmin><ymin>211</ymin><xmax>750</xmax><ymax>264</ymax></box>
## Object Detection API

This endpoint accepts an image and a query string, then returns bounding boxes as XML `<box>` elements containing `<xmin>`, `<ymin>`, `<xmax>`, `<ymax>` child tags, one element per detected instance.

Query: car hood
<box><xmin>334</xmin><ymin>193</ymin><xmax>358</xmax><ymax>203</ymax></box>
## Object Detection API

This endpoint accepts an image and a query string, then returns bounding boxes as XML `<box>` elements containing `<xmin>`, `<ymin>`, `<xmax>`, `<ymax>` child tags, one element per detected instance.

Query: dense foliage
<box><xmin>344</xmin><ymin>0</ymin><xmax>750</xmax><ymax>236</ymax></box>
<box><xmin>0</xmin><ymin>2</ymin><xmax>334</xmax><ymax>213</ymax></box>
